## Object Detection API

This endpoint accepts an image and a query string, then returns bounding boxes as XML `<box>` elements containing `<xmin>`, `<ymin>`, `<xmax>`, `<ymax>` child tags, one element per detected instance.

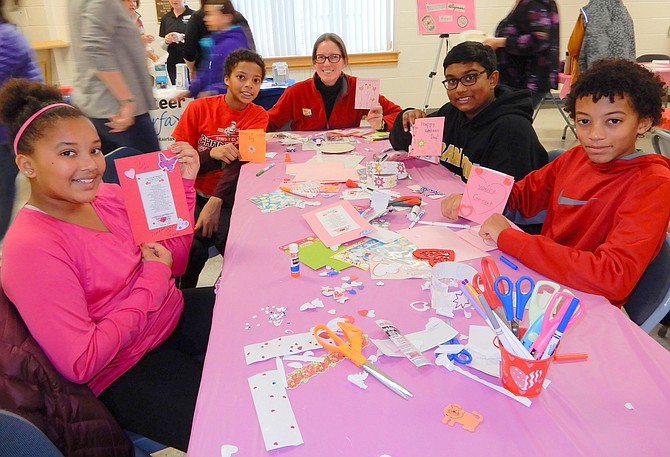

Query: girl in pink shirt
<box><xmin>0</xmin><ymin>78</ymin><xmax>213</xmax><ymax>451</ymax></box>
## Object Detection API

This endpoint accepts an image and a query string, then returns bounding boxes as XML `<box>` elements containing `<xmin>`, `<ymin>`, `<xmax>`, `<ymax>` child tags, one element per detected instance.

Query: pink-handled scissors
<box><xmin>529</xmin><ymin>291</ymin><xmax>584</xmax><ymax>357</ymax></box>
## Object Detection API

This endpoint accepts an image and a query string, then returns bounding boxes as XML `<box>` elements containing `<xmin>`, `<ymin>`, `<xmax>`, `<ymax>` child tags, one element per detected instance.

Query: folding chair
<box><xmin>0</xmin><ymin>410</ymin><xmax>64</xmax><ymax>457</ymax></box>
<box><xmin>623</xmin><ymin>234</ymin><xmax>670</xmax><ymax>332</ymax></box>
<box><xmin>651</xmin><ymin>128</ymin><xmax>670</xmax><ymax>158</ymax></box>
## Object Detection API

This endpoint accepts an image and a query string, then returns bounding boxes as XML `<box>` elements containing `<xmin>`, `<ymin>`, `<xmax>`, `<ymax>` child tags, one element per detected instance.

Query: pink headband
<box><xmin>13</xmin><ymin>103</ymin><xmax>72</xmax><ymax>155</ymax></box>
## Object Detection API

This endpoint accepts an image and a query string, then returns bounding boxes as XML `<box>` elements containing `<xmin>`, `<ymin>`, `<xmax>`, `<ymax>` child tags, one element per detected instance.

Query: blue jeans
<box><xmin>90</xmin><ymin>113</ymin><xmax>160</xmax><ymax>155</ymax></box>
<box><xmin>0</xmin><ymin>142</ymin><xmax>18</xmax><ymax>241</ymax></box>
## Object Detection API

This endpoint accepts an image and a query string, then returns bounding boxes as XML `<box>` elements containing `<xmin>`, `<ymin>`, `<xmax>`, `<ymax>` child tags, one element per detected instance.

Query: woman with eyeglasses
<box><xmin>389</xmin><ymin>41</ymin><xmax>547</xmax><ymax>184</ymax></box>
<box><xmin>267</xmin><ymin>33</ymin><xmax>401</xmax><ymax>132</ymax></box>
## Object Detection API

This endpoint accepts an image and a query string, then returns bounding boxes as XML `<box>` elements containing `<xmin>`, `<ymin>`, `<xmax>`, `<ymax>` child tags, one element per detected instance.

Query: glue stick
<box><xmin>289</xmin><ymin>243</ymin><xmax>300</xmax><ymax>278</ymax></box>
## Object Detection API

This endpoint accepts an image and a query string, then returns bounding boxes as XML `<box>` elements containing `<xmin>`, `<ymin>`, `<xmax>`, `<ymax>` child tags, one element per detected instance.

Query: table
<box><xmin>188</xmin><ymin>138</ymin><xmax>670</xmax><ymax>456</ymax></box>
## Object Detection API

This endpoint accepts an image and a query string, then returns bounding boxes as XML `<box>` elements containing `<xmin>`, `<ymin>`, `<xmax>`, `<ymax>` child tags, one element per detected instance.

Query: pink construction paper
<box><xmin>458</xmin><ymin>165</ymin><xmax>514</xmax><ymax>224</ymax></box>
<box><xmin>303</xmin><ymin>201</ymin><xmax>376</xmax><ymax>248</ymax></box>
<box><xmin>409</xmin><ymin>117</ymin><xmax>444</xmax><ymax>157</ymax></box>
<box><xmin>354</xmin><ymin>77</ymin><xmax>380</xmax><ymax>109</ymax></box>
<box><xmin>398</xmin><ymin>225</ymin><xmax>488</xmax><ymax>262</ymax></box>
<box><xmin>115</xmin><ymin>150</ymin><xmax>192</xmax><ymax>244</ymax></box>
<box><xmin>287</xmin><ymin>161</ymin><xmax>358</xmax><ymax>183</ymax></box>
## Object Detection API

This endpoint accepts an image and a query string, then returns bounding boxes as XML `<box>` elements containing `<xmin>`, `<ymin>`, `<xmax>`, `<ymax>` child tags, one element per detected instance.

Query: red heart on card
<box><xmin>459</xmin><ymin>205</ymin><xmax>474</xmax><ymax>217</ymax></box>
<box><xmin>413</xmin><ymin>249</ymin><xmax>455</xmax><ymax>266</ymax></box>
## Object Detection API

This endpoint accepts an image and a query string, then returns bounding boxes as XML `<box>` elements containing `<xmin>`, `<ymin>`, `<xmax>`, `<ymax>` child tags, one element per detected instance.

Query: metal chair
<box><xmin>651</xmin><ymin>128</ymin><xmax>670</xmax><ymax>158</ymax></box>
<box><xmin>623</xmin><ymin>234</ymin><xmax>670</xmax><ymax>332</ymax></box>
<box><xmin>636</xmin><ymin>54</ymin><xmax>670</xmax><ymax>63</ymax></box>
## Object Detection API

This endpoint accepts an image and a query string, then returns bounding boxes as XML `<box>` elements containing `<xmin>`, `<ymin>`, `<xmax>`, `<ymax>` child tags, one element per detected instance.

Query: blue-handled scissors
<box><xmin>494</xmin><ymin>275</ymin><xmax>535</xmax><ymax>338</ymax></box>
<box><xmin>442</xmin><ymin>337</ymin><xmax>473</xmax><ymax>365</ymax></box>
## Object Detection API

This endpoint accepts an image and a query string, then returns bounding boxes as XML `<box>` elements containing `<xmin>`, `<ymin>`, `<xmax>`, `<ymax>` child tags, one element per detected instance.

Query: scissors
<box><xmin>388</xmin><ymin>196</ymin><xmax>422</xmax><ymax>208</ymax></box>
<box><xmin>525</xmin><ymin>291</ymin><xmax>584</xmax><ymax>357</ymax></box>
<box><xmin>472</xmin><ymin>257</ymin><xmax>502</xmax><ymax>309</ymax></box>
<box><xmin>494</xmin><ymin>275</ymin><xmax>535</xmax><ymax>338</ymax></box>
<box><xmin>443</xmin><ymin>337</ymin><xmax>473</xmax><ymax>365</ymax></box>
<box><xmin>312</xmin><ymin>322</ymin><xmax>413</xmax><ymax>400</ymax></box>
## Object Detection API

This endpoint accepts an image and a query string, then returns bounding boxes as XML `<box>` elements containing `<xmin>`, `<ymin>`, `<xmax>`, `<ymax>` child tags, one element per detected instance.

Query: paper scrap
<box><xmin>248</xmin><ymin>370</ymin><xmax>303</xmax><ymax>451</ymax></box>
<box><xmin>244</xmin><ymin>332</ymin><xmax>322</xmax><ymax>365</ymax></box>
<box><xmin>371</xmin><ymin>317</ymin><xmax>458</xmax><ymax>357</ymax></box>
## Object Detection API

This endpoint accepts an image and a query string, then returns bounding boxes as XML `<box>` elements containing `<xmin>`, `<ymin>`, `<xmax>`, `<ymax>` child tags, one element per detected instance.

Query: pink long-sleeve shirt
<box><xmin>1</xmin><ymin>181</ymin><xmax>195</xmax><ymax>395</ymax></box>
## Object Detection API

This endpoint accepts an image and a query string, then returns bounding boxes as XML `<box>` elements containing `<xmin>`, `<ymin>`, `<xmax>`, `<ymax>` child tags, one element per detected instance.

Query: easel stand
<box><xmin>423</xmin><ymin>33</ymin><xmax>450</xmax><ymax>112</ymax></box>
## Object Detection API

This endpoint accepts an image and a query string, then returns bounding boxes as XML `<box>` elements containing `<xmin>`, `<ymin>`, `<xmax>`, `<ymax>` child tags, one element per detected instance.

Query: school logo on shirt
<box><xmin>302</xmin><ymin>108</ymin><xmax>312</xmax><ymax>117</ymax></box>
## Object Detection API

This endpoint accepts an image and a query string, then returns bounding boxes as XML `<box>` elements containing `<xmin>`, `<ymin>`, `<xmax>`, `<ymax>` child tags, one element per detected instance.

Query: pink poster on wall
<box><xmin>417</xmin><ymin>0</ymin><xmax>477</xmax><ymax>35</ymax></box>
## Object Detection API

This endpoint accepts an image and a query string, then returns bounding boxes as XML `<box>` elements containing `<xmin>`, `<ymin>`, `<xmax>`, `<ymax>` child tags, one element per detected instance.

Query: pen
<box><xmin>499</xmin><ymin>255</ymin><xmax>518</xmax><ymax>270</ymax></box>
<box><xmin>418</xmin><ymin>221</ymin><xmax>470</xmax><ymax>229</ymax></box>
<box><xmin>255</xmin><ymin>162</ymin><xmax>276</xmax><ymax>177</ymax></box>
<box><xmin>459</xmin><ymin>281</ymin><xmax>488</xmax><ymax>323</ymax></box>
<box><xmin>540</xmin><ymin>297</ymin><xmax>580</xmax><ymax>360</ymax></box>
<box><xmin>408</xmin><ymin>209</ymin><xmax>425</xmax><ymax>229</ymax></box>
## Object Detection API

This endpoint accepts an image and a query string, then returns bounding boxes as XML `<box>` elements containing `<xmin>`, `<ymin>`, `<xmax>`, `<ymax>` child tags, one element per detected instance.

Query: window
<box><xmin>234</xmin><ymin>0</ymin><xmax>394</xmax><ymax>58</ymax></box>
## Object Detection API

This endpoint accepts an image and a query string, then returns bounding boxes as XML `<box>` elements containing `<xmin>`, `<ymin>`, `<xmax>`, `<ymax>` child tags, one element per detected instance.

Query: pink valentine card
<box><xmin>354</xmin><ymin>77</ymin><xmax>380</xmax><ymax>109</ymax></box>
<box><xmin>458</xmin><ymin>165</ymin><xmax>514</xmax><ymax>224</ymax></box>
<box><xmin>409</xmin><ymin>117</ymin><xmax>444</xmax><ymax>157</ymax></box>
<box><xmin>303</xmin><ymin>201</ymin><xmax>376</xmax><ymax>248</ymax></box>
<box><xmin>115</xmin><ymin>150</ymin><xmax>193</xmax><ymax>244</ymax></box>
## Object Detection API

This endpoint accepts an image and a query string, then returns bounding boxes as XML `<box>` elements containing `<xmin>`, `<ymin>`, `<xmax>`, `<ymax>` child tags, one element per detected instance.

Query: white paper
<box><xmin>244</xmin><ymin>332</ymin><xmax>322</xmax><ymax>365</ymax></box>
<box><xmin>137</xmin><ymin>169</ymin><xmax>178</xmax><ymax>229</ymax></box>
<box><xmin>371</xmin><ymin>317</ymin><xmax>458</xmax><ymax>357</ymax></box>
<box><xmin>248</xmin><ymin>370</ymin><xmax>303</xmax><ymax>451</ymax></box>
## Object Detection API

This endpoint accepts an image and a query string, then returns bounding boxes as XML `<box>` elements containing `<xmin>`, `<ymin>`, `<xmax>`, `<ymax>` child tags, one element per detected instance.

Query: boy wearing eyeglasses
<box><xmin>389</xmin><ymin>41</ymin><xmax>547</xmax><ymax>182</ymax></box>
<box><xmin>267</xmin><ymin>33</ymin><xmax>401</xmax><ymax>131</ymax></box>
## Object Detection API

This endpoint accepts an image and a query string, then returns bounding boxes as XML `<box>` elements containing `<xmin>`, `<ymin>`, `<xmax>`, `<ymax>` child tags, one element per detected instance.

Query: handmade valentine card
<box><xmin>458</xmin><ymin>165</ymin><xmax>514</xmax><ymax>224</ymax></box>
<box><xmin>115</xmin><ymin>150</ymin><xmax>193</xmax><ymax>244</ymax></box>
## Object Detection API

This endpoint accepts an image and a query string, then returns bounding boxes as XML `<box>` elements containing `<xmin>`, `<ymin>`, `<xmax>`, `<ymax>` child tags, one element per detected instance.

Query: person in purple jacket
<box><xmin>176</xmin><ymin>0</ymin><xmax>249</xmax><ymax>100</ymax></box>
<box><xmin>0</xmin><ymin>0</ymin><xmax>43</xmax><ymax>248</ymax></box>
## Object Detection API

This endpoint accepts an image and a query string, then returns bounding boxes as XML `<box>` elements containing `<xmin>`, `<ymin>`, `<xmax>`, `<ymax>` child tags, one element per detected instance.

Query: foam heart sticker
<box><xmin>413</xmin><ymin>248</ymin><xmax>455</xmax><ymax>266</ymax></box>
<box><xmin>124</xmin><ymin>168</ymin><xmax>136</xmax><ymax>179</ymax></box>
<box><xmin>372</xmin><ymin>262</ymin><xmax>400</xmax><ymax>276</ymax></box>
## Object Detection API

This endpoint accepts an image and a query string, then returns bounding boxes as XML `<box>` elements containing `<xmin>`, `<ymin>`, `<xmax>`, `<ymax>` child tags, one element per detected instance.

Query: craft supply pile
<box><xmin>239</xmin><ymin>131</ymin><xmax>586</xmax><ymax>451</ymax></box>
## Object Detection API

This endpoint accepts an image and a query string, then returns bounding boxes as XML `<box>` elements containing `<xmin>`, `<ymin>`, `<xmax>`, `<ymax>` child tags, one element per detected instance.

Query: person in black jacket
<box><xmin>389</xmin><ymin>41</ymin><xmax>547</xmax><ymax>183</ymax></box>
<box><xmin>183</xmin><ymin>0</ymin><xmax>255</xmax><ymax>79</ymax></box>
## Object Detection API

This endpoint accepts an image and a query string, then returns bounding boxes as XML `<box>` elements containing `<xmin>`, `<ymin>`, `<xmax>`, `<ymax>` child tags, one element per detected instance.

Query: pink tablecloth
<box><xmin>188</xmin><ymin>138</ymin><xmax>670</xmax><ymax>456</ymax></box>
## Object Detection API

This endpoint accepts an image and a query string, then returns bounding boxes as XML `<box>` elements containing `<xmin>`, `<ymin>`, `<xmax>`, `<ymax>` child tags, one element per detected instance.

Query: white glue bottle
<box><xmin>289</xmin><ymin>243</ymin><xmax>300</xmax><ymax>278</ymax></box>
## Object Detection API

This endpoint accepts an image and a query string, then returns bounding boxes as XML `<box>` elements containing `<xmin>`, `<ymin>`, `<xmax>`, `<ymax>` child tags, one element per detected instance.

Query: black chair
<box><xmin>0</xmin><ymin>410</ymin><xmax>64</xmax><ymax>457</ymax></box>
<box><xmin>636</xmin><ymin>54</ymin><xmax>670</xmax><ymax>63</ymax></box>
<box><xmin>103</xmin><ymin>146</ymin><xmax>144</xmax><ymax>184</ymax></box>
<box><xmin>623</xmin><ymin>234</ymin><xmax>670</xmax><ymax>332</ymax></box>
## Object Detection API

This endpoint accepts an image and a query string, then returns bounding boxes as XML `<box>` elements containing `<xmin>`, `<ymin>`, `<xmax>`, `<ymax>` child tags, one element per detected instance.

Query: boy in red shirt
<box><xmin>442</xmin><ymin>58</ymin><xmax>670</xmax><ymax>307</ymax></box>
<box><xmin>173</xmin><ymin>48</ymin><xmax>269</xmax><ymax>287</ymax></box>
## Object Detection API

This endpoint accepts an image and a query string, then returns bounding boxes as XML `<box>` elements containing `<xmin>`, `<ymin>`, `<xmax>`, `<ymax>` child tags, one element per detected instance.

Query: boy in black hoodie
<box><xmin>389</xmin><ymin>41</ymin><xmax>547</xmax><ymax>182</ymax></box>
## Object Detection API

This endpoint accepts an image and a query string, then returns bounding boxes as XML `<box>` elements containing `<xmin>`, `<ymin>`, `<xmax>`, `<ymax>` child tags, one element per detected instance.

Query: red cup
<box><xmin>497</xmin><ymin>337</ymin><xmax>552</xmax><ymax>398</ymax></box>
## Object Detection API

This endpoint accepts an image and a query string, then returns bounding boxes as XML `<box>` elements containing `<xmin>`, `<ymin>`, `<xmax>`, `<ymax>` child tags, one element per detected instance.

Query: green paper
<box><xmin>299</xmin><ymin>240</ymin><xmax>351</xmax><ymax>270</ymax></box>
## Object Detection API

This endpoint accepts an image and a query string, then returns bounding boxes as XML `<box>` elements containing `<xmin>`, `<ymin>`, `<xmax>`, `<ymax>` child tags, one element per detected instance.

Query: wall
<box><xmin>7</xmin><ymin>0</ymin><xmax>670</xmax><ymax>108</ymax></box>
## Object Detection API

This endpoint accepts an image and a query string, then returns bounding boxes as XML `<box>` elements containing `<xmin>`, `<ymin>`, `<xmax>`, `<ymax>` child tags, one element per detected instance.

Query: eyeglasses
<box><xmin>314</xmin><ymin>54</ymin><xmax>342</xmax><ymax>64</ymax></box>
<box><xmin>442</xmin><ymin>70</ymin><xmax>488</xmax><ymax>90</ymax></box>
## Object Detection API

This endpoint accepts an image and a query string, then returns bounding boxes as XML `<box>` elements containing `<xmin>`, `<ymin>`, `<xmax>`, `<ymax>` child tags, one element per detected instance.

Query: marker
<box><xmin>256</xmin><ymin>162</ymin><xmax>276</xmax><ymax>177</ymax></box>
<box><xmin>408</xmin><ymin>209</ymin><xmax>425</xmax><ymax>229</ymax></box>
<box><xmin>459</xmin><ymin>280</ymin><xmax>488</xmax><ymax>323</ymax></box>
<box><xmin>407</xmin><ymin>205</ymin><xmax>420</xmax><ymax>221</ymax></box>
<box><xmin>288</xmin><ymin>243</ymin><xmax>300</xmax><ymax>278</ymax></box>
<box><xmin>540</xmin><ymin>297</ymin><xmax>580</xmax><ymax>360</ymax></box>
<box><xmin>499</xmin><ymin>255</ymin><xmax>518</xmax><ymax>270</ymax></box>
<box><xmin>417</xmin><ymin>221</ymin><xmax>470</xmax><ymax>229</ymax></box>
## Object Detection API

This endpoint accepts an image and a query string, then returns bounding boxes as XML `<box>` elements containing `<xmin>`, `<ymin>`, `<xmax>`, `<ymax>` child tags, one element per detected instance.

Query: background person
<box><xmin>68</xmin><ymin>0</ymin><xmax>160</xmax><ymax>155</ymax></box>
<box><xmin>483</xmin><ymin>0</ymin><xmax>560</xmax><ymax>109</ymax></box>
<box><xmin>0</xmin><ymin>0</ymin><xmax>42</xmax><ymax>251</ymax></box>
<box><xmin>267</xmin><ymin>33</ymin><xmax>402</xmax><ymax>132</ymax></box>
<box><xmin>159</xmin><ymin>0</ymin><xmax>195</xmax><ymax>84</ymax></box>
